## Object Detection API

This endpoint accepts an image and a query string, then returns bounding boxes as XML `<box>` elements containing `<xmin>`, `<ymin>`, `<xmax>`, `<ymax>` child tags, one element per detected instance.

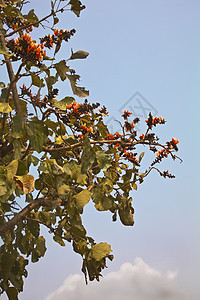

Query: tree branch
<box><xmin>0</xmin><ymin>197</ymin><xmax>61</xmax><ymax>236</ymax></box>
<box><xmin>43</xmin><ymin>139</ymin><xmax>182</xmax><ymax>162</ymax></box>
<box><xmin>5</xmin><ymin>6</ymin><xmax>69</xmax><ymax>38</ymax></box>
<box><xmin>0</xmin><ymin>24</ymin><xmax>22</xmax><ymax>115</ymax></box>
<box><xmin>0</xmin><ymin>199</ymin><xmax>40</xmax><ymax>236</ymax></box>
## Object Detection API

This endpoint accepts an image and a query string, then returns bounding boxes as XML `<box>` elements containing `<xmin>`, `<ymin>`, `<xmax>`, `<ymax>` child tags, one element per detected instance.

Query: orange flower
<box><xmin>139</xmin><ymin>133</ymin><xmax>145</xmax><ymax>139</ymax></box>
<box><xmin>54</xmin><ymin>28</ymin><xmax>60</xmax><ymax>36</ymax></box>
<box><xmin>171</xmin><ymin>138</ymin><xmax>179</xmax><ymax>145</ymax></box>
<box><xmin>106</xmin><ymin>134</ymin><xmax>115</xmax><ymax>140</ymax></box>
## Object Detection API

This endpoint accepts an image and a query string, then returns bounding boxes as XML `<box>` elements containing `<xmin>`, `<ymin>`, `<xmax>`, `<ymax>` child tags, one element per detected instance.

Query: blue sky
<box><xmin>1</xmin><ymin>0</ymin><xmax>200</xmax><ymax>299</ymax></box>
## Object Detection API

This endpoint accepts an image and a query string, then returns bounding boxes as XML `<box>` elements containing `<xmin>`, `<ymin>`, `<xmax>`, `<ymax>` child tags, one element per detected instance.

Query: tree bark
<box><xmin>0</xmin><ymin>198</ymin><xmax>62</xmax><ymax>236</ymax></box>
<box><xmin>0</xmin><ymin>24</ymin><xmax>22</xmax><ymax>115</ymax></box>
<box><xmin>0</xmin><ymin>200</ymin><xmax>40</xmax><ymax>236</ymax></box>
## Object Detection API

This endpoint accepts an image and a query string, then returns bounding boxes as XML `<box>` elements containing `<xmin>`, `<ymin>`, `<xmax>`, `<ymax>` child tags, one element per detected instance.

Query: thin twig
<box><xmin>5</xmin><ymin>5</ymin><xmax>69</xmax><ymax>38</ymax></box>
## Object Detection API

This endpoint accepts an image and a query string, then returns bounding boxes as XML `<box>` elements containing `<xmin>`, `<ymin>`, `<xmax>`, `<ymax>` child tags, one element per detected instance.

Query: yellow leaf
<box><xmin>15</xmin><ymin>175</ymin><xmax>35</xmax><ymax>194</ymax></box>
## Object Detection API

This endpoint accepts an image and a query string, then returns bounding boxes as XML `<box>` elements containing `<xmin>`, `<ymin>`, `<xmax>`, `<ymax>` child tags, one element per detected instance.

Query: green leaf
<box><xmin>0</xmin><ymin>175</ymin><xmax>7</xmax><ymax>196</ymax></box>
<box><xmin>30</xmin><ymin>73</ymin><xmax>45</xmax><ymax>87</ymax></box>
<box><xmin>12</xmin><ymin>115</ymin><xmax>26</xmax><ymax>138</ymax></box>
<box><xmin>6</xmin><ymin>160</ymin><xmax>18</xmax><ymax>185</ymax></box>
<box><xmin>104</xmin><ymin>170</ymin><xmax>119</xmax><ymax>184</ymax></box>
<box><xmin>63</xmin><ymin>163</ymin><xmax>72</xmax><ymax>176</ymax></box>
<box><xmin>0</xmin><ymin>86</ymin><xmax>7</xmax><ymax>102</ymax></box>
<box><xmin>90</xmin><ymin>242</ymin><xmax>112</xmax><ymax>261</ymax></box>
<box><xmin>16</xmin><ymin>160</ymin><xmax>28</xmax><ymax>176</ymax></box>
<box><xmin>69</xmin><ymin>49</ymin><xmax>89</xmax><ymax>60</ymax></box>
<box><xmin>81</xmin><ymin>136</ymin><xmax>95</xmax><ymax>173</ymax></box>
<box><xmin>35</xmin><ymin>236</ymin><xmax>46</xmax><ymax>257</ymax></box>
<box><xmin>119</xmin><ymin>208</ymin><xmax>134</xmax><ymax>226</ymax></box>
<box><xmin>53</xmin><ymin>234</ymin><xmax>65</xmax><ymax>246</ymax></box>
<box><xmin>24</xmin><ymin>9</ymin><xmax>39</xmax><ymax>26</ymax></box>
<box><xmin>6</xmin><ymin>287</ymin><xmax>18</xmax><ymax>300</ymax></box>
<box><xmin>132</xmin><ymin>182</ymin><xmax>137</xmax><ymax>190</ymax></box>
<box><xmin>91</xmin><ymin>186</ymin><xmax>104</xmax><ymax>204</ymax></box>
<box><xmin>28</xmin><ymin>155</ymin><xmax>40</xmax><ymax>166</ymax></box>
<box><xmin>0</xmin><ymin>181</ymin><xmax>15</xmax><ymax>201</ymax></box>
<box><xmin>45</xmin><ymin>76</ymin><xmax>58</xmax><ymax>91</ymax></box>
<box><xmin>74</xmin><ymin>189</ymin><xmax>91</xmax><ymax>211</ymax></box>
<box><xmin>28</xmin><ymin>118</ymin><xmax>48</xmax><ymax>152</ymax></box>
<box><xmin>39</xmin><ymin>211</ymin><xmax>51</xmax><ymax>224</ymax></box>
<box><xmin>55</xmin><ymin>40</ymin><xmax>62</xmax><ymax>54</ymax></box>
<box><xmin>0</xmin><ymin>81</ymin><xmax>5</xmax><ymax>88</ymax></box>
<box><xmin>70</xmin><ymin>162</ymin><xmax>88</xmax><ymax>185</ymax></box>
<box><xmin>27</xmin><ymin>219</ymin><xmax>40</xmax><ymax>238</ymax></box>
<box><xmin>31</xmin><ymin>250</ymin><xmax>39</xmax><ymax>263</ymax></box>
<box><xmin>57</xmin><ymin>184</ymin><xmax>70</xmax><ymax>197</ymax></box>
<box><xmin>13</xmin><ymin>139</ymin><xmax>22</xmax><ymax>160</ymax></box>
<box><xmin>55</xmin><ymin>135</ymin><xmax>65</xmax><ymax>144</ymax></box>
<box><xmin>96</xmin><ymin>120</ymin><xmax>109</xmax><ymax>138</ymax></box>
<box><xmin>3</xmin><ymin>5</ymin><xmax>23</xmax><ymax>19</ymax></box>
<box><xmin>94</xmin><ymin>196</ymin><xmax>113</xmax><ymax>211</ymax></box>
<box><xmin>0</xmin><ymin>103</ymin><xmax>12</xmax><ymax>113</ymax></box>
<box><xmin>53</xmin><ymin>16</ymin><xmax>59</xmax><ymax>25</ymax></box>
<box><xmin>9</xmin><ymin>98</ymin><xmax>27</xmax><ymax>115</ymax></box>
<box><xmin>1</xmin><ymin>252</ymin><xmax>16</xmax><ymax>280</ymax></box>
<box><xmin>67</xmin><ymin>74</ymin><xmax>89</xmax><ymax>98</ymax></box>
<box><xmin>55</xmin><ymin>60</ymin><xmax>69</xmax><ymax>81</ymax></box>
<box><xmin>45</xmin><ymin>119</ymin><xmax>58</xmax><ymax>132</ymax></box>
<box><xmin>96</xmin><ymin>151</ymin><xmax>112</xmax><ymax>169</ymax></box>
<box><xmin>52</xmin><ymin>97</ymin><xmax>74</xmax><ymax>110</ymax></box>
<box><xmin>139</xmin><ymin>152</ymin><xmax>145</xmax><ymax>163</ymax></box>
<box><xmin>38</xmin><ymin>159</ymin><xmax>64</xmax><ymax>175</ymax></box>
<box><xmin>69</xmin><ymin>0</ymin><xmax>86</xmax><ymax>17</ymax></box>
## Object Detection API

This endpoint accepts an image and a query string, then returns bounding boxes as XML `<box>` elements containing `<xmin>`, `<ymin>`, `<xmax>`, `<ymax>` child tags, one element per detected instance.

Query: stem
<box><xmin>0</xmin><ymin>24</ymin><xmax>22</xmax><ymax>115</ymax></box>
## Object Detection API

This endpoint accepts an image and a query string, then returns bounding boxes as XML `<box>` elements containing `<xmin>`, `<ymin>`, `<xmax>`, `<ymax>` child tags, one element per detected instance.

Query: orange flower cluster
<box><xmin>78</xmin><ymin>134</ymin><xmax>84</xmax><ymax>139</ymax></box>
<box><xmin>139</xmin><ymin>133</ymin><xmax>145</xmax><ymax>139</ymax></box>
<box><xmin>106</xmin><ymin>133</ymin><xmax>115</xmax><ymax>140</ymax></box>
<box><xmin>6</xmin><ymin>33</ymin><xmax>46</xmax><ymax>62</ymax></box>
<box><xmin>99</xmin><ymin>105</ymin><xmax>109</xmax><ymax>115</ymax></box>
<box><xmin>152</xmin><ymin>116</ymin><xmax>165</xmax><ymax>125</ymax></box>
<box><xmin>124</xmin><ymin>121</ymin><xmax>135</xmax><ymax>132</ymax></box>
<box><xmin>80</xmin><ymin>124</ymin><xmax>93</xmax><ymax>133</ymax></box>
<box><xmin>105</xmin><ymin>132</ymin><xmax>123</xmax><ymax>147</ymax></box>
<box><xmin>66</xmin><ymin>101</ymin><xmax>83</xmax><ymax>113</ymax></box>
<box><xmin>167</xmin><ymin>138</ymin><xmax>179</xmax><ymax>151</ymax></box>
<box><xmin>40</xmin><ymin>28</ymin><xmax>76</xmax><ymax>49</ymax></box>
<box><xmin>156</xmin><ymin>148</ymin><xmax>168</xmax><ymax>158</ymax></box>
<box><xmin>145</xmin><ymin>113</ymin><xmax>166</xmax><ymax>128</ymax></box>
<box><xmin>152</xmin><ymin>137</ymin><xmax>179</xmax><ymax>166</ymax></box>
<box><xmin>24</xmin><ymin>34</ymin><xmax>46</xmax><ymax>60</ymax></box>
<box><xmin>105</xmin><ymin>132</ymin><xmax>122</xmax><ymax>140</ymax></box>
<box><xmin>122</xmin><ymin>110</ymin><xmax>132</xmax><ymax>120</ymax></box>
<box><xmin>123</xmin><ymin>150</ymin><xmax>139</xmax><ymax>164</ymax></box>
<box><xmin>171</xmin><ymin>138</ymin><xmax>179</xmax><ymax>145</ymax></box>
<box><xmin>115</xmin><ymin>132</ymin><xmax>122</xmax><ymax>138</ymax></box>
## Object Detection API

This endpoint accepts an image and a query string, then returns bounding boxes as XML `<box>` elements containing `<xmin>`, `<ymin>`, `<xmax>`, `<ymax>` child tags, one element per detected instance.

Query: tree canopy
<box><xmin>0</xmin><ymin>1</ymin><xmax>181</xmax><ymax>299</ymax></box>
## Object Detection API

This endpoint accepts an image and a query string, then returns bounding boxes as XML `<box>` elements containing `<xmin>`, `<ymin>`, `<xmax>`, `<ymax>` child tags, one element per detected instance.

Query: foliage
<box><xmin>0</xmin><ymin>1</ymin><xmax>181</xmax><ymax>299</ymax></box>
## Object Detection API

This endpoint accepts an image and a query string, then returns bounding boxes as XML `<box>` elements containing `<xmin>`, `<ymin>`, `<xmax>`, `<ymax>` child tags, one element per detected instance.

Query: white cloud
<box><xmin>45</xmin><ymin>257</ymin><xmax>187</xmax><ymax>300</ymax></box>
